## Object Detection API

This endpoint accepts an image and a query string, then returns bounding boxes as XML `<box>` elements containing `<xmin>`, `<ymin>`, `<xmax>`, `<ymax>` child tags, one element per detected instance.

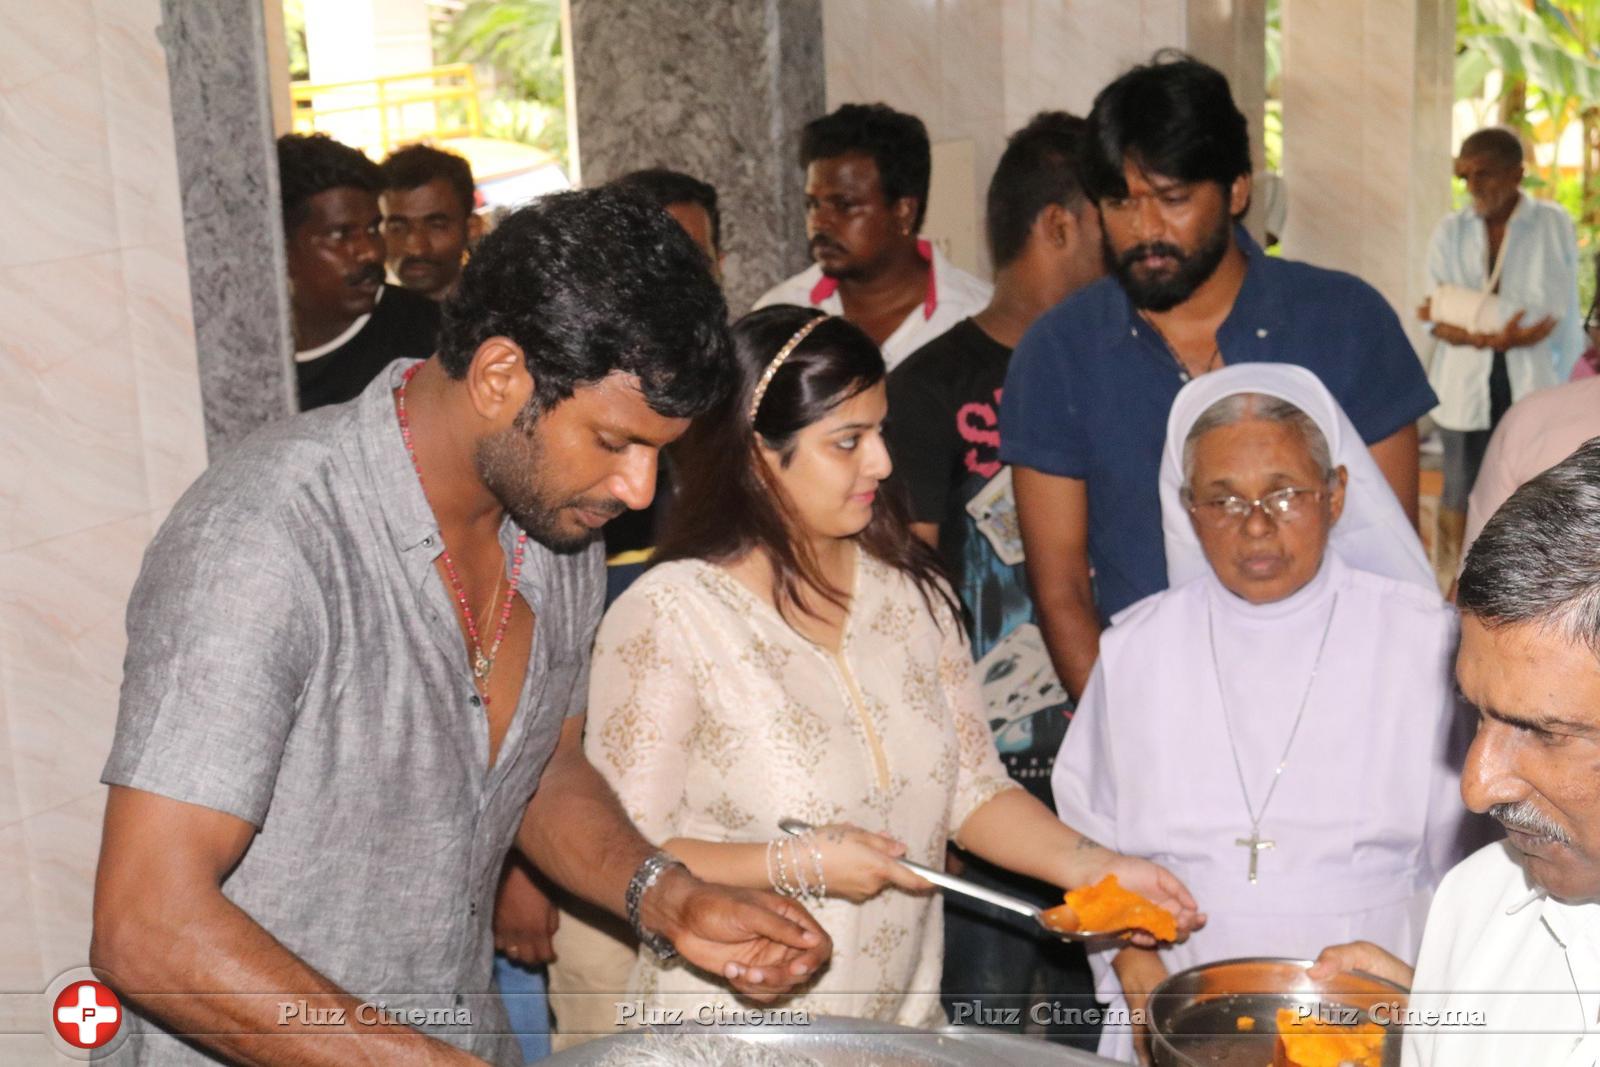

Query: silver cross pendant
<box><xmin>1236</xmin><ymin>830</ymin><xmax>1275</xmax><ymax>884</ymax></box>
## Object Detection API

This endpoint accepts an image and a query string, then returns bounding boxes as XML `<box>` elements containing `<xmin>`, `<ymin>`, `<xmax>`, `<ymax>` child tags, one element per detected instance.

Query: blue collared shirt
<box><xmin>999</xmin><ymin>227</ymin><xmax>1436</xmax><ymax>619</ymax></box>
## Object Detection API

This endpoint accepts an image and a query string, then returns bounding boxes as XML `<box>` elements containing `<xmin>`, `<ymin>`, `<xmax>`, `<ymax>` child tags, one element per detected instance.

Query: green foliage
<box><xmin>1265</xmin><ymin>0</ymin><xmax>1282</xmax><ymax>173</ymax></box>
<box><xmin>283</xmin><ymin>0</ymin><xmax>308</xmax><ymax>82</ymax></box>
<box><xmin>1265</xmin><ymin>0</ymin><xmax>1282</xmax><ymax>98</ymax></box>
<box><xmin>1457</xmin><ymin>0</ymin><xmax>1600</xmax><ymax>111</ymax></box>
<box><xmin>1458</xmin><ymin>0</ymin><xmax>1600</xmax><ymax>292</ymax></box>
<box><xmin>433</xmin><ymin>0</ymin><xmax>567</xmax><ymax>162</ymax></box>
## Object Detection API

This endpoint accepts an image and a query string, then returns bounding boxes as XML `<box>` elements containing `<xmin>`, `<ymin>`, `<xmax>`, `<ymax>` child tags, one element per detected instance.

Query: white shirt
<box><xmin>294</xmin><ymin>285</ymin><xmax>381</xmax><ymax>362</ymax></box>
<box><xmin>1405</xmin><ymin>840</ymin><xmax>1600</xmax><ymax>1067</ymax></box>
<box><xmin>753</xmin><ymin>239</ymin><xmax>991</xmax><ymax>370</ymax></box>
<box><xmin>1425</xmin><ymin>193</ymin><xmax>1583</xmax><ymax>431</ymax></box>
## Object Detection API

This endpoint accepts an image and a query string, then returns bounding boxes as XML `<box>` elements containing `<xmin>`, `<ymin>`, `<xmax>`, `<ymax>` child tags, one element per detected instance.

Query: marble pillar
<box><xmin>159</xmin><ymin>0</ymin><xmax>295</xmax><ymax>452</ymax></box>
<box><xmin>1280</xmin><ymin>0</ymin><xmax>1455</xmax><ymax>338</ymax></box>
<box><xmin>1188</xmin><ymin>0</ymin><xmax>1269</xmax><ymax>231</ymax></box>
<box><xmin>567</xmin><ymin>0</ymin><xmax>825</xmax><ymax>313</ymax></box>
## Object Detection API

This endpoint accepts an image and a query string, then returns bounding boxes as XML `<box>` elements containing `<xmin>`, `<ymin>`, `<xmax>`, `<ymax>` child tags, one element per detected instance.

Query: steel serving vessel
<box><xmin>540</xmin><ymin>1015</ymin><xmax>1121</xmax><ymax>1066</ymax></box>
<box><xmin>1147</xmin><ymin>956</ymin><xmax>1408</xmax><ymax>1067</ymax></box>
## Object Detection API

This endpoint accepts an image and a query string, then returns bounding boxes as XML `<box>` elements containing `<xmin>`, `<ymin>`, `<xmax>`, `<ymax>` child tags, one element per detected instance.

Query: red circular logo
<box><xmin>52</xmin><ymin>980</ymin><xmax>122</xmax><ymax>1049</ymax></box>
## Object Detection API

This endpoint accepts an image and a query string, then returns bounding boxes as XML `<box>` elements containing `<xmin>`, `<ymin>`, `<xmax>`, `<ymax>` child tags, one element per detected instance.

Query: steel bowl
<box><xmin>541</xmin><ymin>1014</ymin><xmax>1121</xmax><ymax>1066</ymax></box>
<box><xmin>1147</xmin><ymin>956</ymin><xmax>1408</xmax><ymax>1067</ymax></box>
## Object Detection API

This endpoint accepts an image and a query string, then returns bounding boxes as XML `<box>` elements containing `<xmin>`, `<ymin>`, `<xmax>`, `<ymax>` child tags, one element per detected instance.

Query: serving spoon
<box><xmin>777</xmin><ymin>817</ymin><xmax>1137</xmax><ymax>943</ymax></box>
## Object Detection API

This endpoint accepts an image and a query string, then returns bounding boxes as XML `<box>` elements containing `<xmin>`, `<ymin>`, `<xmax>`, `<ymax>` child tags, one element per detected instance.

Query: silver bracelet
<box><xmin>626</xmin><ymin>851</ymin><xmax>686</xmax><ymax>960</ymax></box>
<box><xmin>804</xmin><ymin>833</ymin><xmax>827</xmax><ymax>901</ymax></box>
<box><xmin>773</xmin><ymin>836</ymin><xmax>801</xmax><ymax>898</ymax></box>
<box><xmin>788</xmin><ymin>836</ymin><xmax>813</xmax><ymax>899</ymax></box>
<box><xmin>765</xmin><ymin>838</ymin><xmax>781</xmax><ymax>894</ymax></box>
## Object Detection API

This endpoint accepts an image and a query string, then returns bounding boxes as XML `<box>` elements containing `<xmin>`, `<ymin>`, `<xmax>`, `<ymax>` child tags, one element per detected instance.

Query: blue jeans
<box><xmin>495</xmin><ymin>954</ymin><xmax>551</xmax><ymax>1063</ymax></box>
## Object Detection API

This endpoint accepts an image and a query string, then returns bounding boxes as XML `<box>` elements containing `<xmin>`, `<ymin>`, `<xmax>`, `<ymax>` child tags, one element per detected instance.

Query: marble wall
<box><xmin>0</xmin><ymin>0</ymin><xmax>207</xmax><ymax>1059</ymax></box>
<box><xmin>568</xmin><ymin>0</ymin><xmax>825</xmax><ymax>314</ymax></box>
<box><xmin>822</xmin><ymin>0</ymin><xmax>1267</xmax><ymax>277</ymax></box>
<box><xmin>1280</xmin><ymin>0</ymin><xmax>1455</xmax><ymax>348</ymax></box>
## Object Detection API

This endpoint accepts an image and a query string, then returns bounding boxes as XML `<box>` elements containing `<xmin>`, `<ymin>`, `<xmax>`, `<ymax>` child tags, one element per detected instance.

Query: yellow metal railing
<box><xmin>290</xmin><ymin>63</ymin><xmax>483</xmax><ymax>157</ymax></box>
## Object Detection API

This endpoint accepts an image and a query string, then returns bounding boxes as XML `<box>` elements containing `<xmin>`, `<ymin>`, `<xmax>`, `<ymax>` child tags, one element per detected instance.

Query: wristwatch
<box><xmin>626</xmin><ymin>851</ymin><xmax>687</xmax><ymax>960</ymax></box>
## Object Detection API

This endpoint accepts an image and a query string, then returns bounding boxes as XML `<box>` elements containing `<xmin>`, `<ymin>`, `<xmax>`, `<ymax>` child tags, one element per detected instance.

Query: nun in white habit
<box><xmin>1052</xmin><ymin>363</ymin><xmax>1478</xmax><ymax>1063</ymax></box>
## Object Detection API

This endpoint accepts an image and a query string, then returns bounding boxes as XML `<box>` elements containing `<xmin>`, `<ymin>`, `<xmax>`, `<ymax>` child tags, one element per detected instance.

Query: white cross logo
<box><xmin>54</xmin><ymin>982</ymin><xmax>120</xmax><ymax>1047</ymax></box>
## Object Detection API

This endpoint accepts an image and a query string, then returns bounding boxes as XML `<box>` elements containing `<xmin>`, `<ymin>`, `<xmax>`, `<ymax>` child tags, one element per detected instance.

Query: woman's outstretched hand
<box><xmin>807</xmin><ymin>823</ymin><xmax>934</xmax><ymax>903</ymax></box>
<box><xmin>1071</xmin><ymin>845</ymin><xmax>1206</xmax><ymax>946</ymax></box>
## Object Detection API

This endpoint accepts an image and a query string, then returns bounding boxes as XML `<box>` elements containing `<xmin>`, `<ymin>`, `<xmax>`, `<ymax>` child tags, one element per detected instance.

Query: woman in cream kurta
<box><xmin>570</xmin><ymin>306</ymin><xmax>1198</xmax><ymax>1035</ymax></box>
<box><xmin>586</xmin><ymin>548</ymin><xmax>1013</xmax><ymax>1027</ymax></box>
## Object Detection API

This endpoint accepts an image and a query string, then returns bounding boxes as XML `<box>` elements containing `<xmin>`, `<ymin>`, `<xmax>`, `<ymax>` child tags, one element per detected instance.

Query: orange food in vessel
<box><xmin>1271</xmin><ymin>1006</ymin><xmax>1383</xmax><ymax>1067</ymax></box>
<box><xmin>1039</xmin><ymin>875</ymin><xmax>1178</xmax><ymax>941</ymax></box>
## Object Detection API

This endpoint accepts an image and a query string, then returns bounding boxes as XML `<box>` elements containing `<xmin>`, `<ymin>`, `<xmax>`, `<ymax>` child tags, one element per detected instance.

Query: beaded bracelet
<box><xmin>767</xmin><ymin>833</ymin><xmax>827</xmax><ymax>902</ymax></box>
<box><xmin>804</xmin><ymin>834</ymin><xmax>827</xmax><ymax>900</ymax></box>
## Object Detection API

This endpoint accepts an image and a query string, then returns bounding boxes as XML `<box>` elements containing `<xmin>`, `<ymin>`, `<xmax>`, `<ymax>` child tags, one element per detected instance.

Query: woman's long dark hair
<box><xmin>654</xmin><ymin>304</ymin><xmax>958</xmax><ymax>627</ymax></box>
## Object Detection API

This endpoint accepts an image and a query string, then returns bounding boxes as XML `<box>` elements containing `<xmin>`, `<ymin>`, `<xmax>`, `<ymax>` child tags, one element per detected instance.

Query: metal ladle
<box><xmin>777</xmin><ymin>817</ymin><xmax>1132</xmax><ymax>943</ymax></box>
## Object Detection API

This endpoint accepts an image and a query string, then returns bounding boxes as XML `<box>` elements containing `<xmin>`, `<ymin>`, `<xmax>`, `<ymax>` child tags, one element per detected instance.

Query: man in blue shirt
<box><xmin>1000</xmin><ymin>53</ymin><xmax>1435</xmax><ymax>701</ymax></box>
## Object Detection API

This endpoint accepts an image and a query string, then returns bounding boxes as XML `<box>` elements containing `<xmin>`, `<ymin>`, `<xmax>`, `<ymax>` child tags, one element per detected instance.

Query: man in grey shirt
<box><xmin>92</xmin><ymin>190</ymin><xmax>832</xmax><ymax>1066</ymax></box>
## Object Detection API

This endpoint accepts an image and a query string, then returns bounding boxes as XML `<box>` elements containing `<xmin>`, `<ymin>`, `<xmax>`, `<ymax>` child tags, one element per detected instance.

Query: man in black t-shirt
<box><xmin>278</xmin><ymin>133</ymin><xmax>441</xmax><ymax>410</ymax></box>
<box><xmin>600</xmin><ymin>168</ymin><xmax>726</xmax><ymax>567</ymax></box>
<box><xmin>886</xmin><ymin>111</ymin><xmax>1106</xmax><ymax>1043</ymax></box>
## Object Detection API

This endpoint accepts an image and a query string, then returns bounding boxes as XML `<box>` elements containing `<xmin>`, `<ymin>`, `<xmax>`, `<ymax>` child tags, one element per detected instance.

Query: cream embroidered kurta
<box><xmin>585</xmin><ymin>553</ymin><xmax>1018</xmax><ymax>1027</ymax></box>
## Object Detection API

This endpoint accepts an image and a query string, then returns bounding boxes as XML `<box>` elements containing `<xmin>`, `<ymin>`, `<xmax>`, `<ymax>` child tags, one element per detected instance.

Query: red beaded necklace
<box><xmin>396</xmin><ymin>363</ymin><xmax>527</xmax><ymax>705</ymax></box>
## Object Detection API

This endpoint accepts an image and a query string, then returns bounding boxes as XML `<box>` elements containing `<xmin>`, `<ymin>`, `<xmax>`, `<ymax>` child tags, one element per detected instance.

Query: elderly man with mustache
<box><xmin>1312</xmin><ymin>436</ymin><xmax>1600</xmax><ymax>1066</ymax></box>
<box><xmin>280</xmin><ymin>133</ymin><xmax>442</xmax><ymax>410</ymax></box>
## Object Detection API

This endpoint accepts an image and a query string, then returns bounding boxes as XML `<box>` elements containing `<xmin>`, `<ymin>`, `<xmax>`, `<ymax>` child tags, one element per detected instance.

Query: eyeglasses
<box><xmin>1183</xmin><ymin>485</ymin><xmax>1327</xmax><ymax>528</ymax></box>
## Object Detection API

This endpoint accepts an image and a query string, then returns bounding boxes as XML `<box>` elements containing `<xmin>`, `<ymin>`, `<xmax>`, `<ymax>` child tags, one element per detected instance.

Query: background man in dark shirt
<box><xmin>610</xmin><ymin>167</ymin><xmax>724</xmax><ymax>282</ymax></box>
<box><xmin>1001</xmin><ymin>53</ymin><xmax>1436</xmax><ymax>698</ymax></box>
<box><xmin>887</xmin><ymin>111</ymin><xmax>1106</xmax><ymax>1047</ymax></box>
<box><xmin>600</xmin><ymin>167</ymin><xmax>726</xmax><ymax>563</ymax></box>
<box><xmin>280</xmin><ymin>132</ymin><xmax>441</xmax><ymax>410</ymax></box>
<box><xmin>380</xmin><ymin>143</ymin><xmax>483</xmax><ymax>302</ymax></box>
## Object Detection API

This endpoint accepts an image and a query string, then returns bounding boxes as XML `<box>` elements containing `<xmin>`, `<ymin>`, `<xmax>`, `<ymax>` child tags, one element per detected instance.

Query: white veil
<box><xmin>1158</xmin><ymin>363</ymin><xmax>1436</xmax><ymax>593</ymax></box>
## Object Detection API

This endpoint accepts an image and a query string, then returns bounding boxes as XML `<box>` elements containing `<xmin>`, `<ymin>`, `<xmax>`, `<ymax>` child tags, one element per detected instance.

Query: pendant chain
<box><xmin>1139</xmin><ymin>311</ymin><xmax>1220</xmax><ymax>383</ymax></box>
<box><xmin>1206</xmin><ymin>593</ymin><xmax>1339</xmax><ymax>848</ymax></box>
<box><xmin>396</xmin><ymin>363</ymin><xmax>527</xmax><ymax>705</ymax></box>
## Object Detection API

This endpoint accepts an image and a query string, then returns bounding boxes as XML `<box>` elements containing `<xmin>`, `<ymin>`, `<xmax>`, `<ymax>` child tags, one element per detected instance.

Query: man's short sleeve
<box><xmin>102</xmin><ymin>506</ymin><xmax>318</xmax><ymax>826</ymax></box>
<box><xmin>1333</xmin><ymin>280</ymin><xmax>1438</xmax><ymax>445</ymax></box>
<box><xmin>886</xmin><ymin>359</ymin><xmax>959</xmax><ymax>524</ymax></box>
<box><xmin>999</xmin><ymin>316</ymin><xmax>1092</xmax><ymax>477</ymax></box>
<box><xmin>562</xmin><ymin>546</ymin><xmax>606</xmax><ymax>718</ymax></box>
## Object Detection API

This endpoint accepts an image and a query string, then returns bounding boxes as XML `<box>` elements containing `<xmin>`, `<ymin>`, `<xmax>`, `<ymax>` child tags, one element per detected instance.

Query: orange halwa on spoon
<box><xmin>1039</xmin><ymin>874</ymin><xmax>1179</xmax><ymax>941</ymax></box>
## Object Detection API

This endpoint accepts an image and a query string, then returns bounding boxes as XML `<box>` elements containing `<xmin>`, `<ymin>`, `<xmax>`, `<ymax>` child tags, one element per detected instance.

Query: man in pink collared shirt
<box><xmin>755</xmin><ymin>103</ymin><xmax>990</xmax><ymax>370</ymax></box>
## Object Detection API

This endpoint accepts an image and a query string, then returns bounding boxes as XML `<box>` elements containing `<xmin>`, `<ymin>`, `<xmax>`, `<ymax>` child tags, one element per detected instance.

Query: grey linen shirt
<box><xmin>102</xmin><ymin>360</ymin><xmax>604</xmax><ymax>1066</ymax></box>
